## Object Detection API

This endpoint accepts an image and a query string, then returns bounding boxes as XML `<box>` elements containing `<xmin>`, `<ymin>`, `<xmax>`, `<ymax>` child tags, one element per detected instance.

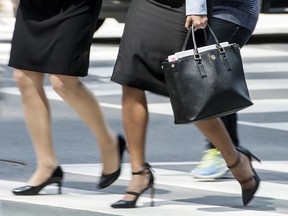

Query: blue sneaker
<box><xmin>191</xmin><ymin>149</ymin><xmax>229</xmax><ymax>179</ymax></box>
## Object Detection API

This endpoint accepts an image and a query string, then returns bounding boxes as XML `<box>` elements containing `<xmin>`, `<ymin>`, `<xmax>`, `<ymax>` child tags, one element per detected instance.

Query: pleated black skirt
<box><xmin>111</xmin><ymin>0</ymin><xmax>188</xmax><ymax>96</ymax></box>
<box><xmin>9</xmin><ymin>0</ymin><xmax>102</xmax><ymax>77</ymax></box>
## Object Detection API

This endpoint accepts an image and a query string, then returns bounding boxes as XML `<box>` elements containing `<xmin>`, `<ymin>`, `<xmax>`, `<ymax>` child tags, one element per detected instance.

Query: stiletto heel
<box><xmin>111</xmin><ymin>162</ymin><xmax>155</xmax><ymax>208</ymax></box>
<box><xmin>98</xmin><ymin>134</ymin><xmax>126</xmax><ymax>189</ymax></box>
<box><xmin>58</xmin><ymin>181</ymin><xmax>62</xmax><ymax>194</ymax></box>
<box><xmin>150</xmin><ymin>186</ymin><xmax>155</xmax><ymax>207</ymax></box>
<box><xmin>13</xmin><ymin>166</ymin><xmax>64</xmax><ymax>195</ymax></box>
<box><xmin>227</xmin><ymin>146</ymin><xmax>261</xmax><ymax>206</ymax></box>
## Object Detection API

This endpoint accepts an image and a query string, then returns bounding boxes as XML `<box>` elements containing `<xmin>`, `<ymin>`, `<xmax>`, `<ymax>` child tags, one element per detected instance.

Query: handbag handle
<box><xmin>180</xmin><ymin>24</ymin><xmax>232</xmax><ymax>77</ymax></box>
<box><xmin>181</xmin><ymin>24</ymin><xmax>232</xmax><ymax>73</ymax></box>
<box><xmin>181</xmin><ymin>24</ymin><xmax>226</xmax><ymax>59</ymax></box>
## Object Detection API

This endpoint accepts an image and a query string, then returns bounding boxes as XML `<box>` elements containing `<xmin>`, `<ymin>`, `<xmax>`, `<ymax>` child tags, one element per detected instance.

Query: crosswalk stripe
<box><xmin>238</xmin><ymin>121</ymin><xmax>288</xmax><ymax>131</ymax></box>
<box><xmin>61</xmin><ymin>162</ymin><xmax>288</xmax><ymax>200</ymax></box>
<box><xmin>0</xmin><ymin>161</ymin><xmax>287</xmax><ymax>216</ymax></box>
<box><xmin>243</xmin><ymin>62</ymin><xmax>288</xmax><ymax>73</ymax></box>
<box><xmin>2</xmin><ymin>183</ymin><xmax>286</xmax><ymax>216</ymax></box>
<box><xmin>241</xmin><ymin>46</ymin><xmax>288</xmax><ymax>58</ymax></box>
<box><xmin>247</xmin><ymin>79</ymin><xmax>288</xmax><ymax>90</ymax></box>
<box><xmin>1</xmin><ymin>87</ymin><xmax>288</xmax><ymax>115</ymax></box>
<box><xmin>0</xmin><ymin>86</ymin><xmax>288</xmax><ymax>132</ymax></box>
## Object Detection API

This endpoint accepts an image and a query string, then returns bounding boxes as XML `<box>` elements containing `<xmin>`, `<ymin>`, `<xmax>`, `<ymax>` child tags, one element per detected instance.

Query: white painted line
<box><xmin>239</xmin><ymin>121</ymin><xmax>288</xmax><ymax>131</ymax></box>
<box><xmin>1</xmin><ymin>161</ymin><xmax>288</xmax><ymax>216</ymax></box>
<box><xmin>252</xmin><ymin>161</ymin><xmax>288</xmax><ymax>173</ymax></box>
<box><xmin>241</xmin><ymin>47</ymin><xmax>288</xmax><ymax>58</ymax></box>
<box><xmin>0</xmin><ymin>85</ymin><xmax>122</xmax><ymax>98</ymax></box>
<box><xmin>147</xmin><ymin>99</ymin><xmax>288</xmax><ymax>116</ymax></box>
<box><xmin>61</xmin><ymin>160</ymin><xmax>288</xmax><ymax>176</ymax></box>
<box><xmin>243</xmin><ymin>62</ymin><xmax>288</xmax><ymax>73</ymax></box>
<box><xmin>87</xmin><ymin>67</ymin><xmax>113</xmax><ymax>77</ymax></box>
<box><xmin>240</xmin><ymin>99</ymin><xmax>288</xmax><ymax>113</ymax></box>
<box><xmin>1</xmin><ymin>87</ymin><xmax>288</xmax><ymax>115</ymax></box>
<box><xmin>62</xmin><ymin>161</ymin><xmax>288</xmax><ymax>202</ymax></box>
<box><xmin>89</xmin><ymin>62</ymin><xmax>288</xmax><ymax>76</ymax></box>
<box><xmin>247</xmin><ymin>79</ymin><xmax>288</xmax><ymax>90</ymax></box>
<box><xmin>2</xmin><ymin>180</ymin><xmax>286</xmax><ymax>216</ymax></box>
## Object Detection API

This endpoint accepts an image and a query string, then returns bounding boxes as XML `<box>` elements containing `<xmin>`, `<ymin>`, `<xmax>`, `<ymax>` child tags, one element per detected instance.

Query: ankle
<box><xmin>227</xmin><ymin>151</ymin><xmax>241</xmax><ymax>169</ymax></box>
<box><xmin>228</xmin><ymin>153</ymin><xmax>255</xmax><ymax>187</ymax></box>
<box><xmin>98</xmin><ymin>133</ymin><xmax>117</xmax><ymax>151</ymax></box>
<box><xmin>28</xmin><ymin>165</ymin><xmax>58</xmax><ymax>186</ymax></box>
<box><xmin>37</xmin><ymin>163</ymin><xmax>59</xmax><ymax>172</ymax></box>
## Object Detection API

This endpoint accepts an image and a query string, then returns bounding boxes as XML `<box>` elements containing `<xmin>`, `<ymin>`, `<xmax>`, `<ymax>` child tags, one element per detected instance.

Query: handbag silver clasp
<box><xmin>218</xmin><ymin>46</ymin><xmax>226</xmax><ymax>54</ymax></box>
<box><xmin>194</xmin><ymin>53</ymin><xmax>201</xmax><ymax>61</ymax></box>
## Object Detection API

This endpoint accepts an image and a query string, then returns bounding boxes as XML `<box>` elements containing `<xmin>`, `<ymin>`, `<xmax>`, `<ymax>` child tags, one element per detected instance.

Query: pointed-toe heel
<box><xmin>98</xmin><ymin>134</ymin><xmax>126</xmax><ymax>189</ymax></box>
<box><xmin>241</xmin><ymin>169</ymin><xmax>260</xmax><ymax>205</ymax></box>
<box><xmin>111</xmin><ymin>162</ymin><xmax>155</xmax><ymax>208</ymax></box>
<box><xmin>13</xmin><ymin>166</ymin><xmax>64</xmax><ymax>196</ymax></box>
<box><xmin>228</xmin><ymin>146</ymin><xmax>261</xmax><ymax>206</ymax></box>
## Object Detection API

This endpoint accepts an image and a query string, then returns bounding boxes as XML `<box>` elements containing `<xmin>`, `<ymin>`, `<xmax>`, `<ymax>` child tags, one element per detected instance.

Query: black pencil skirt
<box><xmin>9</xmin><ymin>0</ymin><xmax>102</xmax><ymax>77</ymax></box>
<box><xmin>111</xmin><ymin>0</ymin><xmax>188</xmax><ymax>96</ymax></box>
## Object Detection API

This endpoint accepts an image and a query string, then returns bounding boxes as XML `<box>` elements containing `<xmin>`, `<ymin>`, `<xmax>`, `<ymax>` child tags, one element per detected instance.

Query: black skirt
<box><xmin>111</xmin><ymin>0</ymin><xmax>188</xmax><ymax>96</ymax></box>
<box><xmin>9</xmin><ymin>0</ymin><xmax>102</xmax><ymax>77</ymax></box>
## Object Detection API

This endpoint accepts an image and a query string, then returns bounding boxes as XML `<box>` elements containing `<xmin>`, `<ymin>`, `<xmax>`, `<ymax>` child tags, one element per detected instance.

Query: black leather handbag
<box><xmin>162</xmin><ymin>25</ymin><xmax>253</xmax><ymax>124</ymax></box>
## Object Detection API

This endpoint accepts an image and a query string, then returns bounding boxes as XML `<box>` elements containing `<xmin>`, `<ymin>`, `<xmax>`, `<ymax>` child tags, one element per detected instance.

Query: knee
<box><xmin>50</xmin><ymin>75</ymin><xmax>67</xmax><ymax>94</ymax></box>
<box><xmin>50</xmin><ymin>75</ymin><xmax>78</xmax><ymax>95</ymax></box>
<box><xmin>13</xmin><ymin>69</ymin><xmax>29</xmax><ymax>89</ymax></box>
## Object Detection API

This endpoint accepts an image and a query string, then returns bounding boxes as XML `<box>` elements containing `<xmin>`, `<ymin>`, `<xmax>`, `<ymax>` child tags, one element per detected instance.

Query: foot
<box><xmin>227</xmin><ymin>147</ymin><xmax>261</xmax><ymax>206</ymax></box>
<box><xmin>111</xmin><ymin>163</ymin><xmax>155</xmax><ymax>208</ymax></box>
<box><xmin>122</xmin><ymin>168</ymin><xmax>151</xmax><ymax>201</ymax></box>
<box><xmin>98</xmin><ymin>134</ymin><xmax>126</xmax><ymax>189</ymax></box>
<box><xmin>101</xmin><ymin>134</ymin><xmax>121</xmax><ymax>175</ymax></box>
<box><xmin>229</xmin><ymin>152</ymin><xmax>256</xmax><ymax>190</ymax></box>
<box><xmin>13</xmin><ymin>166</ymin><xmax>63</xmax><ymax>195</ymax></box>
<box><xmin>191</xmin><ymin>149</ymin><xmax>229</xmax><ymax>179</ymax></box>
<box><xmin>28</xmin><ymin>164</ymin><xmax>60</xmax><ymax>186</ymax></box>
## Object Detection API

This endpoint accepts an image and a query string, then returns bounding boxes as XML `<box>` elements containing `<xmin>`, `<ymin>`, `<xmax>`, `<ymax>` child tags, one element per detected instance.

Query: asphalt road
<box><xmin>0</xmin><ymin>15</ymin><xmax>288</xmax><ymax>216</ymax></box>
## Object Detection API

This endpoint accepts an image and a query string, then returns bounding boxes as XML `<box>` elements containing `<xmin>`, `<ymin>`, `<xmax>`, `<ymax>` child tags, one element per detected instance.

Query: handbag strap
<box><xmin>181</xmin><ymin>24</ymin><xmax>233</xmax><ymax>75</ymax></box>
<box><xmin>181</xmin><ymin>24</ymin><xmax>225</xmax><ymax>56</ymax></box>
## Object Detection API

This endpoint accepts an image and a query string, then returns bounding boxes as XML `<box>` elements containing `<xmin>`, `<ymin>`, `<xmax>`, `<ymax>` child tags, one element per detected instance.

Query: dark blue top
<box><xmin>213</xmin><ymin>0</ymin><xmax>260</xmax><ymax>32</ymax></box>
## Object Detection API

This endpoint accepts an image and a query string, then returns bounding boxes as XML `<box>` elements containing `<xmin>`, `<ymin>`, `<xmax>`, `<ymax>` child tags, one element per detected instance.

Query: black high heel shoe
<box><xmin>111</xmin><ymin>162</ymin><xmax>155</xmax><ymax>208</ymax></box>
<box><xmin>227</xmin><ymin>146</ymin><xmax>261</xmax><ymax>206</ymax></box>
<box><xmin>13</xmin><ymin>166</ymin><xmax>64</xmax><ymax>195</ymax></box>
<box><xmin>98</xmin><ymin>134</ymin><xmax>126</xmax><ymax>189</ymax></box>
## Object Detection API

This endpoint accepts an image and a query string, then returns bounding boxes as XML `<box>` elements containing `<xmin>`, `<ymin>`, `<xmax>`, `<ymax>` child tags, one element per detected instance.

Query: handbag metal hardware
<box><xmin>210</xmin><ymin>55</ymin><xmax>216</xmax><ymax>61</ymax></box>
<box><xmin>194</xmin><ymin>53</ymin><xmax>201</xmax><ymax>61</ymax></box>
<box><xmin>217</xmin><ymin>46</ymin><xmax>226</xmax><ymax>54</ymax></box>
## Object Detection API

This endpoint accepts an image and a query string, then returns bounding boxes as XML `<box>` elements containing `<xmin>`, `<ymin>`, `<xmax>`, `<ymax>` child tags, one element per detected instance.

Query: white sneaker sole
<box><xmin>191</xmin><ymin>168</ymin><xmax>229</xmax><ymax>179</ymax></box>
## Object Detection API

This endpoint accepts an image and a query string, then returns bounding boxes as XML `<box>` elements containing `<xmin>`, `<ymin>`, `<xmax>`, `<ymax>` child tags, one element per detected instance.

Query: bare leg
<box><xmin>50</xmin><ymin>75</ymin><xmax>118</xmax><ymax>174</ymax></box>
<box><xmin>120</xmin><ymin>86</ymin><xmax>150</xmax><ymax>201</ymax></box>
<box><xmin>195</xmin><ymin>118</ymin><xmax>256</xmax><ymax>189</ymax></box>
<box><xmin>13</xmin><ymin>69</ymin><xmax>58</xmax><ymax>186</ymax></box>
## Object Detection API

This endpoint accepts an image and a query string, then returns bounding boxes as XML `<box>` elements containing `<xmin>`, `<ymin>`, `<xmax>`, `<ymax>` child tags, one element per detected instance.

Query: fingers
<box><xmin>185</xmin><ymin>15</ymin><xmax>208</xmax><ymax>31</ymax></box>
<box><xmin>185</xmin><ymin>17</ymin><xmax>193</xmax><ymax>30</ymax></box>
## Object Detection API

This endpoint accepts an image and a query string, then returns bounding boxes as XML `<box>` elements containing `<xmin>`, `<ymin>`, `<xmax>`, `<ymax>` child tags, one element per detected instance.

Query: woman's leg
<box><xmin>49</xmin><ymin>75</ymin><xmax>118</xmax><ymax>174</ymax></box>
<box><xmin>120</xmin><ymin>86</ymin><xmax>150</xmax><ymax>201</ymax></box>
<box><xmin>195</xmin><ymin>118</ymin><xmax>256</xmax><ymax>189</ymax></box>
<box><xmin>203</xmin><ymin>17</ymin><xmax>253</xmax><ymax>149</ymax></box>
<box><xmin>13</xmin><ymin>69</ymin><xmax>58</xmax><ymax>186</ymax></box>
